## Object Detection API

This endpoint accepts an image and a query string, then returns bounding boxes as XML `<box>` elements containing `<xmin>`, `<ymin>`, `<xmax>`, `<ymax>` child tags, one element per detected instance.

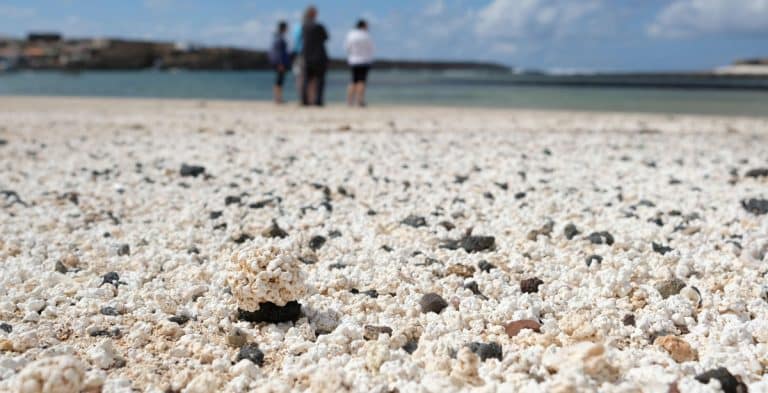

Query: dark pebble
<box><xmin>363</xmin><ymin>289</ymin><xmax>379</xmax><ymax>298</ymax></box>
<box><xmin>249</xmin><ymin>199</ymin><xmax>272</xmax><ymax>209</ymax></box>
<box><xmin>54</xmin><ymin>261</ymin><xmax>69</xmax><ymax>274</ymax></box>
<box><xmin>495</xmin><ymin>182</ymin><xmax>508</xmax><ymax>190</ymax></box>
<box><xmin>233</xmin><ymin>233</ymin><xmax>254</xmax><ymax>244</ymax></box>
<box><xmin>586</xmin><ymin>255</ymin><xmax>603</xmax><ymax>267</ymax></box>
<box><xmin>652</xmin><ymin>242</ymin><xmax>674</xmax><ymax>255</ymax></box>
<box><xmin>401</xmin><ymin>215</ymin><xmax>427</xmax><ymax>228</ymax></box>
<box><xmin>483</xmin><ymin>192</ymin><xmax>494</xmax><ymax>200</ymax></box>
<box><xmin>101</xmin><ymin>272</ymin><xmax>120</xmax><ymax>287</ymax></box>
<box><xmin>454</xmin><ymin>175</ymin><xmax>469</xmax><ymax>184</ymax></box>
<box><xmin>467</xmin><ymin>342</ymin><xmax>502</xmax><ymax>361</ymax></box>
<box><xmin>441</xmin><ymin>235</ymin><xmax>496</xmax><ymax>253</ymax></box>
<box><xmin>180</xmin><ymin>164</ymin><xmax>206</xmax><ymax>178</ymax></box>
<box><xmin>439</xmin><ymin>221</ymin><xmax>456</xmax><ymax>231</ymax></box>
<box><xmin>100</xmin><ymin>306</ymin><xmax>121</xmax><ymax>316</ymax></box>
<box><xmin>209</xmin><ymin>211</ymin><xmax>223</xmax><ymax>219</ymax></box>
<box><xmin>742</xmin><ymin>198</ymin><xmax>768</xmax><ymax>215</ymax></box>
<box><xmin>477</xmin><ymin>260</ymin><xmax>495</xmax><ymax>272</ymax></box>
<box><xmin>225</xmin><ymin>196</ymin><xmax>241</xmax><ymax>206</ymax></box>
<box><xmin>116</xmin><ymin>244</ymin><xmax>130</xmax><ymax>256</ymax></box>
<box><xmin>328</xmin><ymin>263</ymin><xmax>346</xmax><ymax>270</ymax></box>
<box><xmin>622</xmin><ymin>314</ymin><xmax>636</xmax><ymax>326</ymax></box>
<box><xmin>363</xmin><ymin>325</ymin><xmax>393</xmax><ymax>341</ymax></box>
<box><xmin>237</xmin><ymin>301</ymin><xmax>301</xmax><ymax>323</ymax></box>
<box><xmin>588</xmin><ymin>231</ymin><xmax>614</xmax><ymax>245</ymax></box>
<box><xmin>309</xmin><ymin>235</ymin><xmax>327</xmax><ymax>251</ymax></box>
<box><xmin>187</xmin><ymin>246</ymin><xmax>200</xmax><ymax>255</ymax></box>
<box><xmin>213</xmin><ymin>223</ymin><xmax>227</xmax><ymax>231</ymax></box>
<box><xmin>367</xmin><ymin>209</ymin><xmax>377</xmax><ymax>216</ymax></box>
<box><xmin>237</xmin><ymin>343</ymin><xmax>265</xmax><ymax>366</ymax></box>
<box><xmin>745</xmin><ymin>168</ymin><xmax>768</xmax><ymax>178</ymax></box>
<box><xmin>520</xmin><ymin>277</ymin><xmax>544</xmax><ymax>294</ymax></box>
<box><xmin>695</xmin><ymin>368</ymin><xmax>747</xmax><ymax>393</ymax></box>
<box><xmin>514</xmin><ymin>192</ymin><xmax>526</xmax><ymax>200</ymax></box>
<box><xmin>0</xmin><ymin>139</ymin><xmax>6</xmax><ymax>145</ymax></box>
<box><xmin>402</xmin><ymin>339</ymin><xmax>419</xmax><ymax>354</ymax></box>
<box><xmin>169</xmin><ymin>315</ymin><xmax>190</xmax><ymax>325</ymax></box>
<box><xmin>420</xmin><ymin>293</ymin><xmax>448</xmax><ymax>314</ymax></box>
<box><xmin>263</xmin><ymin>220</ymin><xmax>288</xmax><ymax>238</ymax></box>
<box><xmin>564</xmin><ymin>223</ymin><xmax>580</xmax><ymax>240</ymax></box>
<box><xmin>0</xmin><ymin>323</ymin><xmax>12</xmax><ymax>333</ymax></box>
<box><xmin>648</xmin><ymin>217</ymin><xmax>664</xmax><ymax>226</ymax></box>
<box><xmin>381</xmin><ymin>245</ymin><xmax>393</xmax><ymax>252</ymax></box>
<box><xmin>463</xmin><ymin>281</ymin><xmax>488</xmax><ymax>299</ymax></box>
<box><xmin>328</xmin><ymin>230</ymin><xmax>342</xmax><ymax>238</ymax></box>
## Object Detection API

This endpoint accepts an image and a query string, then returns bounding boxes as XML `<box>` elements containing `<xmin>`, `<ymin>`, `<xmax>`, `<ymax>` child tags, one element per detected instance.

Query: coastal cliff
<box><xmin>0</xmin><ymin>35</ymin><xmax>508</xmax><ymax>72</ymax></box>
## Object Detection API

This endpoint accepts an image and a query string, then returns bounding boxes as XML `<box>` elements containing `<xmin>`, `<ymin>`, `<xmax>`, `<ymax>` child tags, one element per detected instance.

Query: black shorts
<box><xmin>274</xmin><ymin>69</ymin><xmax>285</xmax><ymax>87</ymax></box>
<box><xmin>351</xmin><ymin>65</ymin><xmax>370</xmax><ymax>83</ymax></box>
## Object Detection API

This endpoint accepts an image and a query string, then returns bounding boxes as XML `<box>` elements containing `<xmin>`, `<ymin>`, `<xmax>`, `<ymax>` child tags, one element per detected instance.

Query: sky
<box><xmin>1</xmin><ymin>0</ymin><xmax>767</xmax><ymax>71</ymax></box>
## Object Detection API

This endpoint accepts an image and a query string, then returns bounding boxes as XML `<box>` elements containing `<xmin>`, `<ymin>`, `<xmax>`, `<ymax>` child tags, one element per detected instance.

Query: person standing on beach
<box><xmin>345</xmin><ymin>19</ymin><xmax>374</xmax><ymax>107</ymax></box>
<box><xmin>291</xmin><ymin>17</ymin><xmax>305</xmax><ymax>104</ymax></box>
<box><xmin>269</xmin><ymin>21</ymin><xmax>291</xmax><ymax>104</ymax></box>
<box><xmin>301</xmin><ymin>6</ymin><xmax>329</xmax><ymax>106</ymax></box>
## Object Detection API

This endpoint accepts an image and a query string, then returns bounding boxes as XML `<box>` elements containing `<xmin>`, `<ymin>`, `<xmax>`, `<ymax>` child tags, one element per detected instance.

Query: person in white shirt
<box><xmin>344</xmin><ymin>20</ymin><xmax>374</xmax><ymax>107</ymax></box>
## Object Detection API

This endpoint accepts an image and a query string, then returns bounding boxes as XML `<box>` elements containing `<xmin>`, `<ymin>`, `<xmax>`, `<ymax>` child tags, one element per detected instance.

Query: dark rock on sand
<box><xmin>263</xmin><ymin>220</ymin><xmax>288</xmax><ymax>238</ymax></box>
<box><xmin>249</xmin><ymin>199</ymin><xmax>273</xmax><ymax>209</ymax></box>
<box><xmin>402</xmin><ymin>339</ymin><xmax>419</xmax><ymax>354</ymax></box>
<box><xmin>100</xmin><ymin>272</ymin><xmax>121</xmax><ymax>287</ymax></box>
<box><xmin>520</xmin><ymin>277</ymin><xmax>544</xmax><ymax>294</ymax></box>
<box><xmin>478</xmin><ymin>260</ymin><xmax>495</xmax><ymax>272</ymax></box>
<box><xmin>527</xmin><ymin>221</ymin><xmax>554</xmax><ymax>241</ymax></box>
<box><xmin>169</xmin><ymin>315</ymin><xmax>190</xmax><ymax>325</ymax></box>
<box><xmin>420</xmin><ymin>293</ymin><xmax>448</xmax><ymax>314</ymax></box>
<box><xmin>237</xmin><ymin>301</ymin><xmax>302</xmax><ymax>323</ymax></box>
<box><xmin>586</xmin><ymin>255</ymin><xmax>603</xmax><ymax>267</ymax></box>
<box><xmin>401</xmin><ymin>215</ymin><xmax>427</xmax><ymax>228</ymax></box>
<box><xmin>100</xmin><ymin>306</ymin><xmax>121</xmax><ymax>316</ymax></box>
<box><xmin>328</xmin><ymin>230</ymin><xmax>342</xmax><ymax>238</ymax></box>
<box><xmin>54</xmin><ymin>261</ymin><xmax>69</xmax><ymax>274</ymax></box>
<box><xmin>439</xmin><ymin>221</ymin><xmax>456</xmax><ymax>231</ymax></box>
<box><xmin>564</xmin><ymin>223</ymin><xmax>580</xmax><ymax>240</ymax></box>
<box><xmin>180</xmin><ymin>164</ymin><xmax>206</xmax><ymax>178</ymax></box>
<box><xmin>309</xmin><ymin>235</ymin><xmax>326</xmax><ymax>251</ymax></box>
<box><xmin>742</xmin><ymin>198</ymin><xmax>768</xmax><ymax>215</ymax></box>
<box><xmin>237</xmin><ymin>343</ymin><xmax>265</xmax><ymax>366</ymax></box>
<box><xmin>364</xmin><ymin>325</ymin><xmax>393</xmax><ymax>341</ymax></box>
<box><xmin>745</xmin><ymin>168</ymin><xmax>768</xmax><ymax>178</ymax></box>
<box><xmin>210</xmin><ymin>211</ymin><xmax>223</xmax><ymax>220</ymax></box>
<box><xmin>0</xmin><ymin>323</ymin><xmax>12</xmax><ymax>333</ymax></box>
<box><xmin>116</xmin><ymin>244</ymin><xmax>130</xmax><ymax>256</ymax></box>
<box><xmin>588</xmin><ymin>231</ymin><xmax>615</xmax><ymax>245</ymax></box>
<box><xmin>233</xmin><ymin>233</ymin><xmax>254</xmax><ymax>244</ymax></box>
<box><xmin>495</xmin><ymin>182</ymin><xmax>508</xmax><ymax>190</ymax></box>
<box><xmin>441</xmin><ymin>234</ymin><xmax>496</xmax><ymax>253</ymax></box>
<box><xmin>225</xmin><ymin>196</ymin><xmax>241</xmax><ymax>206</ymax></box>
<box><xmin>467</xmin><ymin>342</ymin><xmax>502</xmax><ymax>361</ymax></box>
<box><xmin>514</xmin><ymin>192</ymin><xmax>527</xmax><ymax>200</ymax></box>
<box><xmin>652</xmin><ymin>242</ymin><xmax>674</xmax><ymax>255</ymax></box>
<box><xmin>656</xmin><ymin>278</ymin><xmax>686</xmax><ymax>299</ymax></box>
<box><xmin>623</xmin><ymin>314</ymin><xmax>636</xmax><ymax>326</ymax></box>
<box><xmin>695</xmin><ymin>368</ymin><xmax>747</xmax><ymax>393</ymax></box>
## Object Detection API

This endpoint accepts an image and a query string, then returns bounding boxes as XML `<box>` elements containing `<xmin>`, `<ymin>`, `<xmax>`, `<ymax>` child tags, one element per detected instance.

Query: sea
<box><xmin>1</xmin><ymin>70</ymin><xmax>767</xmax><ymax>117</ymax></box>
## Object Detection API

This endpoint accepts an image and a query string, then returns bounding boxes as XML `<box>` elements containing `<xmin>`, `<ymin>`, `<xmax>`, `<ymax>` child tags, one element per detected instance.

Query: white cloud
<box><xmin>648</xmin><ymin>0</ymin><xmax>768</xmax><ymax>38</ymax></box>
<box><xmin>0</xmin><ymin>5</ymin><xmax>36</xmax><ymax>19</ymax></box>
<box><xmin>424</xmin><ymin>0</ymin><xmax>446</xmax><ymax>16</ymax></box>
<box><xmin>475</xmin><ymin>0</ymin><xmax>604</xmax><ymax>40</ymax></box>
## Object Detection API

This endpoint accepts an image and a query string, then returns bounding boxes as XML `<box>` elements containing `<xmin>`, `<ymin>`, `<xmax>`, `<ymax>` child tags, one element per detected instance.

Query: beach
<box><xmin>1</xmin><ymin>96</ymin><xmax>768</xmax><ymax>392</ymax></box>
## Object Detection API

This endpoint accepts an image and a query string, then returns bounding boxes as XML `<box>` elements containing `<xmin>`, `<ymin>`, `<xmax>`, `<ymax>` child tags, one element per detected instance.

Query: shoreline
<box><xmin>2</xmin><ymin>95</ymin><xmax>768</xmax><ymax>125</ymax></box>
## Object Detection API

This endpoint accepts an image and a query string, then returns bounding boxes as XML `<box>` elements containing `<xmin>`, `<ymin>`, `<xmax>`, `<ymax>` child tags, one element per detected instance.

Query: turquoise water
<box><xmin>1</xmin><ymin>70</ymin><xmax>767</xmax><ymax>117</ymax></box>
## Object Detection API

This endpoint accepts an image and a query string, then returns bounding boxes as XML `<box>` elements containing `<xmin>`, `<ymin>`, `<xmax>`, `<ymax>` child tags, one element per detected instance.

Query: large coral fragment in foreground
<box><xmin>227</xmin><ymin>239</ymin><xmax>308</xmax><ymax>313</ymax></box>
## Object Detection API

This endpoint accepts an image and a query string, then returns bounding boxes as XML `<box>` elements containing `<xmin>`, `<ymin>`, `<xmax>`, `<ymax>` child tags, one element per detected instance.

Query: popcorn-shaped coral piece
<box><xmin>228</xmin><ymin>239</ymin><xmax>308</xmax><ymax>312</ymax></box>
<box><xmin>15</xmin><ymin>355</ymin><xmax>86</xmax><ymax>393</ymax></box>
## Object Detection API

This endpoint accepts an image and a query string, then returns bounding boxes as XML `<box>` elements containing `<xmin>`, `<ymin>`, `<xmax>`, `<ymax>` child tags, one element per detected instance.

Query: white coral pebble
<box><xmin>227</xmin><ymin>238</ymin><xmax>308</xmax><ymax>312</ymax></box>
<box><xmin>15</xmin><ymin>356</ymin><xmax>86</xmax><ymax>393</ymax></box>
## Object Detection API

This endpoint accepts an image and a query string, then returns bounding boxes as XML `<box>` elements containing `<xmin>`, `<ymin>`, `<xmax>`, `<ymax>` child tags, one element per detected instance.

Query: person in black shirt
<box><xmin>301</xmin><ymin>6</ymin><xmax>329</xmax><ymax>106</ymax></box>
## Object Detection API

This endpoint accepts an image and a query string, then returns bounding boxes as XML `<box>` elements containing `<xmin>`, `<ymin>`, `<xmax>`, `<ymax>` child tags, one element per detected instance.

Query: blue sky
<box><xmin>1</xmin><ymin>0</ymin><xmax>767</xmax><ymax>71</ymax></box>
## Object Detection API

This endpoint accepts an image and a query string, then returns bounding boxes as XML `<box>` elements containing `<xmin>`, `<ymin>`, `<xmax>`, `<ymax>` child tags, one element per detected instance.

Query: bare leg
<box><xmin>356</xmin><ymin>82</ymin><xmax>367</xmax><ymax>107</ymax></box>
<box><xmin>307</xmin><ymin>78</ymin><xmax>317</xmax><ymax>106</ymax></box>
<box><xmin>273</xmin><ymin>86</ymin><xmax>284</xmax><ymax>104</ymax></box>
<box><xmin>347</xmin><ymin>83</ymin><xmax>355</xmax><ymax>106</ymax></box>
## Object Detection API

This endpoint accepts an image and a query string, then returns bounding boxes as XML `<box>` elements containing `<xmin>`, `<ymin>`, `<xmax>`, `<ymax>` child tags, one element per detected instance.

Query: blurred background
<box><xmin>1</xmin><ymin>0</ymin><xmax>767</xmax><ymax>116</ymax></box>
